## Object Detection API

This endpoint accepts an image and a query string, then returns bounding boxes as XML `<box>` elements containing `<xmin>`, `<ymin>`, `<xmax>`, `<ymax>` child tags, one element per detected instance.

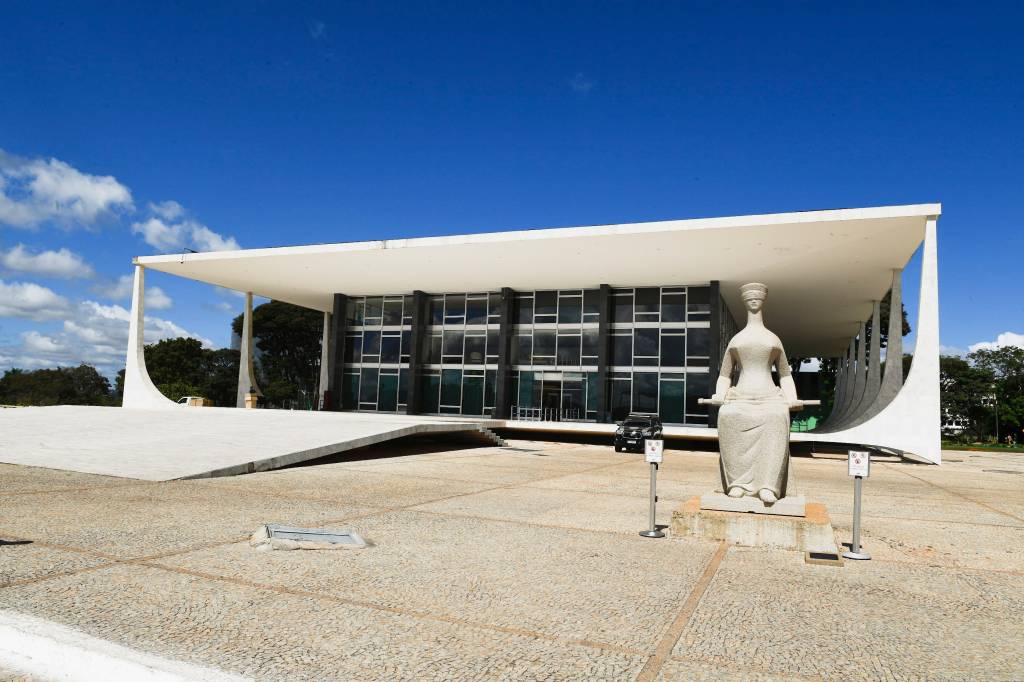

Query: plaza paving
<box><xmin>0</xmin><ymin>439</ymin><xmax>1022</xmax><ymax>680</ymax></box>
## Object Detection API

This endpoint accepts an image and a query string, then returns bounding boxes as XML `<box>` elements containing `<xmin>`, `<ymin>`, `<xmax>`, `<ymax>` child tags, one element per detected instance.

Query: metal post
<box><xmin>639</xmin><ymin>462</ymin><xmax>665</xmax><ymax>538</ymax></box>
<box><xmin>843</xmin><ymin>475</ymin><xmax>871</xmax><ymax>560</ymax></box>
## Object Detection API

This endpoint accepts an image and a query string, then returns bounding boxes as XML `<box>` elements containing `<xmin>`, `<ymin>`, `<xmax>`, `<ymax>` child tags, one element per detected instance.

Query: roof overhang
<box><xmin>138</xmin><ymin>203</ymin><xmax>940</xmax><ymax>357</ymax></box>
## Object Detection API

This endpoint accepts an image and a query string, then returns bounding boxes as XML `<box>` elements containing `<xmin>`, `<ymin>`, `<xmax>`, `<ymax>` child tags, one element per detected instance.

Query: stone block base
<box><xmin>700</xmin><ymin>492</ymin><xmax>806</xmax><ymax>517</ymax></box>
<box><xmin>671</xmin><ymin>497</ymin><xmax>837</xmax><ymax>553</ymax></box>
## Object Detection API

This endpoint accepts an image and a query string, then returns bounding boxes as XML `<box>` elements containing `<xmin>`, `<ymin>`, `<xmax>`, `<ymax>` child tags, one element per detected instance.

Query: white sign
<box><xmin>645</xmin><ymin>439</ymin><xmax>664</xmax><ymax>463</ymax></box>
<box><xmin>848</xmin><ymin>450</ymin><xmax>870</xmax><ymax>477</ymax></box>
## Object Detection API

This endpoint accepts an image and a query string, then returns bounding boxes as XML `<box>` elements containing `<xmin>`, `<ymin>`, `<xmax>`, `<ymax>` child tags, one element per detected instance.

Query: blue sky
<box><xmin>1</xmin><ymin>2</ymin><xmax>1021</xmax><ymax>377</ymax></box>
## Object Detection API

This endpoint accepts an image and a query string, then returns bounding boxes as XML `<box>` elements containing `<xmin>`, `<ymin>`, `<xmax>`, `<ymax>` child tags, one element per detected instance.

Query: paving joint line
<box><xmin>634</xmin><ymin>540</ymin><xmax>729</xmax><ymax>682</ymax></box>
<box><xmin>884</xmin><ymin>463</ymin><xmax>1024</xmax><ymax>524</ymax></box>
<box><xmin>129</xmin><ymin>560</ymin><xmax>646</xmax><ymax>658</ymax></box>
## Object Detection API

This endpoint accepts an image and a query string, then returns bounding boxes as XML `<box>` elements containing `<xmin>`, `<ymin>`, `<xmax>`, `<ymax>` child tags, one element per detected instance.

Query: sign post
<box><xmin>639</xmin><ymin>439</ymin><xmax>665</xmax><ymax>538</ymax></box>
<box><xmin>843</xmin><ymin>450</ymin><xmax>871</xmax><ymax>560</ymax></box>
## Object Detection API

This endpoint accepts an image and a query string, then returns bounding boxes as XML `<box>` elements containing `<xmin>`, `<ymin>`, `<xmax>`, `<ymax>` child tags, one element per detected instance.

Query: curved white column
<box><xmin>844</xmin><ymin>300</ymin><xmax>882</xmax><ymax>429</ymax></box>
<box><xmin>121</xmin><ymin>265</ymin><xmax>177</xmax><ymax>410</ymax></box>
<box><xmin>816</xmin><ymin>218</ymin><xmax>940</xmax><ymax>463</ymax></box>
<box><xmin>318</xmin><ymin>311</ymin><xmax>331</xmax><ymax>409</ymax></box>
<box><xmin>236</xmin><ymin>292</ymin><xmax>263</xmax><ymax>408</ymax></box>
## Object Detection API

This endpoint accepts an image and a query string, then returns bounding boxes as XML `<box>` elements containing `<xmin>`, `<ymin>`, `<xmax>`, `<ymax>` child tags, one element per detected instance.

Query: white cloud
<box><xmin>131</xmin><ymin>208</ymin><xmax>240</xmax><ymax>253</ymax></box>
<box><xmin>940</xmin><ymin>344</ymin><xmax>968</xmax><ymax>357</ymax></box>
<box><xmin>968</xmin><ymin>332</ymin><xmax>1024</xmax><ymax>353</ymax></box>
<box><xmin>0</xmin><ymin>244</ymin><xmax>95</xmax><ymax>279</ymax></box>
<box><xmin>93</xmin><ymin>274</ymin><xmax>171</xmax><ymax>309</ymax></box>
<box><xmin>146</xmin><ymin>286</ymin><xmax>173</xmax><ymax>310</ymax></box>
<box><xmin>148</xmin><ymin>200</ymin><xmax>184</xmax><ymax>221</ymax></box>
<box><xmin>0</xmin><ymin>299</ymin><xmax>212</xmax><ymax>376</ymax></box>
<box><xmin>0</xmin><ymin>149</ymin><xmax>133</xmax><ymax>228</ymax></box>
<box><xmin>0</xmin><ymin>279</ymin><xmax>71</xmax><ymax>320</ymax></box>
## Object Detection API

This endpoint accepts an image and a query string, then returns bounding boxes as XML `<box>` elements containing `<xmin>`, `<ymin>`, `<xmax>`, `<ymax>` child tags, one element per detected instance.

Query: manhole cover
<box><xmin>982</xmin><ymin>469</ymin><xmax>1022</xmax><ymax>475</ymax></box>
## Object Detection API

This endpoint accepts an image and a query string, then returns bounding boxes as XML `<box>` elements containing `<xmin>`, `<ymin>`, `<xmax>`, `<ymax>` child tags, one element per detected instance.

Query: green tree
<box><xmin>968</xmin><ymin>346</ymin><xmax>1024</xmax><ymax>443</ymax></box>
<box><xmin>940</xmin><ymin>355</ymin><xmax>994</xmax><ymax>443</ymax></box>
<box><xmin>232</xmin><ymin>300</ymin><xmax>322</xmax><ymax>407</ymax></box>
<box><xmin>0</xmin><ymin>365</ymin><xmax>114</xmax><ymax>406</ymax></box>
<box><xmin>135</xmin><ymin>337</ymin><xmax>241</xmax><ymax>406</ymax></box>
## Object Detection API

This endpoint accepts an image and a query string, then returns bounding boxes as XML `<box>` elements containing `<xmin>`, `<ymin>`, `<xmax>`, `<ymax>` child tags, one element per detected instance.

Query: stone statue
<box><xmin>701</xmin><ymin>283</ymin><xmax>818</xmax><ymax>508</ymax></box>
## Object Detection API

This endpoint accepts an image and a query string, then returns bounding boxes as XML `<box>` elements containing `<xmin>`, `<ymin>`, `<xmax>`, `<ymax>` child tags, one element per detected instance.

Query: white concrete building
<box><xmin>124</xmin><ymin>204</ymin><xmax>942</xmax><ymax>463</ymax></box>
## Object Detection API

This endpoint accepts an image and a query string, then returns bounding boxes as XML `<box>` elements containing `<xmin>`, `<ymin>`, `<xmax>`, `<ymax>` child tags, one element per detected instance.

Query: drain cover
<box><xmin>266</xmin><ymin>524</ymin><xmax>367</xmax><ymax>547</ymax></box>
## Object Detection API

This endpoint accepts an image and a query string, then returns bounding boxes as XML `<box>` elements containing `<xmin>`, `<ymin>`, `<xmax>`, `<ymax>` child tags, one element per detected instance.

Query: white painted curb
<box><xmin>0</xmin><ymin>610</ymin><xmax>249</xmax><ymax>682</ymax></box>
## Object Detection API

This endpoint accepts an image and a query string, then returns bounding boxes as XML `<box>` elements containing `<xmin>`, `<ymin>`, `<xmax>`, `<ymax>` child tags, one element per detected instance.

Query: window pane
<box><xmin>613</xmin><ymin>293</ymin><xmax>633</xmax><ymax>323</ymax></box>
<box><xmin>688</xmin><ymin>328</ymin><xmax>710</xmax><ymax>357</ymax></box>
<box><xmin>383</xmin><ymin>299</ymin><xmax>403</xmax><ymax>325</ymax></box>
<box><xmin>513</xmin><ymin>334</ymin><xmax>531</xmax><ymax>365</ymax></box>
<box><xmin>518</xmin><ymin>371</ymin><xmax>539</xmax><ymax>408</ymax></box>
<box><xmin>381</xmin><ymin>335</ymin><xmax>400</xmax><ymax>364</ymax></box>
<box><xmin>686</xmin><ymin>372</ymin><xmax>710</xmax><ymax>415</ymax></box>
<box><xmin>362</xmin><ymin>330</ymin><xmax>381</xmax><ymax>356</ymax></box>
<box><xmin>533</xmin><ymin>330</ymin><xmax>556</xmax><ymax>358</ymax></box>
<box><xmin>586</xmin><ymin>372</ymin><xmax>598</xmax><ymax>412</ymax></box>
<box><xmin>445</xmin><ymin>294</ymin><xmax>465</xmax><ymax>320</ymax></box>
<box><xmin>688</xmin><ymin>286</ymin><xmax>710</xmax><ymax>319</ymax></box>
<box><xmin>344</xmin><ymin>333</ymin><xmax>362</xmax><ymax>363</ymax></box>
<box><xmin>515</xmin><ymin>295</ymin><xmax>533</xmax><ymax>325</ymax></box>
<box><xmin>403</xmin><ymin>295</ymin><xmax>414</xmax><ymax>324</ymax></box>
<box><xmin>662</xmin><ymin>292</ymin><xmax>686</xmax><ymax>323</ymax></box>
<box><xmin>484</xmin><ymin>370</ymin><xmax>497</xmax><ymax>408</ymax></box>
<box><xmin>467</xmin><ymin>297</ymin><xmax>487</xmax><ymax>325</ymax></box>
<box><xmin>423</xmin><ymin>373</ymin><xmax>440</xmax><ymax>413</ymax></box>
<box><xmin>398</xmin><ymin>369</ymin><xmax>409</xmax><ymax>405</ymax></box>
<box><xmin>612</xmin><ymin>334</ymin><xmax>632</xmax><ymax>366</ymax></box>
<box><xmin>557</xmin><ymin>334</ymin><xmax>581</xmax><ymax>366</ymax></box>
<box><xmin>632</xmin><ymin>372</ymin><xmax>658</xmax><ymax>414</ymax></box>
<box><xmin>346</xmin><ymin>299</ymin><xmax>364</xmax><ymax>326</ymax></box>
<box><xmin>442</xmin><ymin>330</ymin><xmax>464</xmax><ymax>357</ymax></box>
<box><xmin>429</xmin><ymin>297</ymin><xmax>444</xmax><ymax>325</ymax></box>
<box><xmin>378</xmin><ymin>373</ymin><xmax>398</xmax><ymax>411</ymax></box>
<box><xmin>633</xmin><ymin>328</ymin><xmax>658</xmax><ymax>358</ymax></box>
<box><xmin>359</xmin><ymin>368</ymin><xmax>379</xmax><ymax>404</ymax></box>
<box><xmin>462</xmin><ymin>374</ymin><xmax>484</xmax><ymax>415</ymax></box>
<box><xmin>364</xmin><ymin>297</ymin><xmax>383</xmax><ymax>323</ymax></box>
<box><xmin>401</xmin><ymin>330</ymin><xmax>412</xmax><ymax>359</ymax></box>
<box><xmin>342</xmin><ymin>373</ymin><xmax>359</xmax><ymax>408</ymax></box>
<box><xmin>583</xmin><ymin>289</ymin><xmax>601</xmax><ymax>321</ymax></box>
<box><xmin>661</xmin><ymin>332</ymin><xmax>686</xmax><ymax>367</ymax></box>
<box><xmin>581</xmin><ymin>328</ymin><xmax>599</xmax><ymax>361</ymax></box>
<box><xmin>609</xmin><ymin>379</ymin><xmax>632</xmax><ymax>421</ymax></box>
<box><xmin>486</xmin><ymin>329</ymin><xmax>499</xmax><ymax>361</ymax></box>
<box><xmin>535</xmin><ymin>291</ymin><xmax>557</xmax><ymax>319</ymax></box>
<box><xmin>557</xmin><ymin>295</ymin><xmax>582</xmax><ymax>324</ymax></box>
<box><xmin>441</xmin><ymin>369</ymin><xmax>461</xmax><ymax>406</ymax></box>
<box><xmin>464</xmin><ymin>334</ymin><xmax>485</xmax><ymax>364</ymax></box>
<box><xmin>659</xmin><ymin>379</ymin><xmax>684</xmax><ymax>423</ymax></box>
<box><xmin>488</xmin><ymin>293</ymin><xmax>502</xmax><ymax>321</ymax></box>
<box><xmin>561</xmin><ymin>374</ymin><xmax>584</xmax><ymax>415</ymax></box>
<box><xmin>429</xmin><ymin>335</ymin><xmax>442</xmax><ymax>364</ymax></box>
<box><xmin>635</xmin><ymin>288</ymin><xmax>659</xmax><ymax>316</ymax></box>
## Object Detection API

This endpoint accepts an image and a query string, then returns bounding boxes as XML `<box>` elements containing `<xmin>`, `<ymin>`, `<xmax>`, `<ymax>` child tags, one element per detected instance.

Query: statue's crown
<box><xmin>739</xmin><ymin>282</ymin><xmax>768</xmax><ymax>301</ymax></box>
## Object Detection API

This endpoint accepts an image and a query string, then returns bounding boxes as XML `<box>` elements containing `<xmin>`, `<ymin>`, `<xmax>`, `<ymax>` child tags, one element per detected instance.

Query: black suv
<box><xmin>614</xmin><ymin>414</ymin><xmax>663</xmax><ymax>452</ymax></box>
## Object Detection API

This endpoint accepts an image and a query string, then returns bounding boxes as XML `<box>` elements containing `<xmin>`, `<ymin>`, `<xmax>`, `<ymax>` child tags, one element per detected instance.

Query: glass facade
<box><xmin>337</xmin><ymin>284</ymin><xmax>714</xmax><ymax>425</ymax></box>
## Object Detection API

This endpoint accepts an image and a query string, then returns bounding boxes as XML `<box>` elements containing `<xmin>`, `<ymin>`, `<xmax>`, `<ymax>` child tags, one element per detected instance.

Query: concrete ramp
<box><xmin>0</xmin><ymin>406</ymin><xmax>505</xmax><ymax>481</ymax></box>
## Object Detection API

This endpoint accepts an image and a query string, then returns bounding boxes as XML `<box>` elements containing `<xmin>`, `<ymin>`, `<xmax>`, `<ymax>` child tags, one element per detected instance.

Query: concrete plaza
<box><xmin>0</xmin><ymin>439</ymin><xmax>1021</xmax><ymax>680</ymax></box>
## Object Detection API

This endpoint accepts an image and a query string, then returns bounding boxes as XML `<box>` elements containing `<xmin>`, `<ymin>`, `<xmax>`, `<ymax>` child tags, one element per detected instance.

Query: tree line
<box><xmin>1</xmin><ymin>300</ymin><xmax>322</xmax><ymax>408</ymax></box>
<box><xmin>941</xmin><ymin>347</ymin><xmax>1024</xmax><ymax>445</ymax></box>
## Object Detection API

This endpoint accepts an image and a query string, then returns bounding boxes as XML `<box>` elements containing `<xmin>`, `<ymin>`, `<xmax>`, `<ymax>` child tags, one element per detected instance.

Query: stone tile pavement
<box><xmin>0</xmin><ymin>440</ymin><xmax>1022</xmax><ymax>680</ymax></box>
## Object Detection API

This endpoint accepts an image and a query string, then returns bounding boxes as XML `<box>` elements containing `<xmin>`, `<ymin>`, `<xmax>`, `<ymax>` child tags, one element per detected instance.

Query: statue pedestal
<box><xmin>671</xmin><ymin>497</ymin><xmax>836</xmax><ymax>553</ymax></box>
<box><xmin>700</xmin><ymin>492</ymin><xmax>806</xmax><ymax>517</ymax></box>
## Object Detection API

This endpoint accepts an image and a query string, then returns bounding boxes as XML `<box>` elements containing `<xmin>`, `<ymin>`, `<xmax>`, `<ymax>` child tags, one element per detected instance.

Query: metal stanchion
<box><xmin>639</xmin><ymin>439</ymin><xmax>665</xmax><ymax>538</ymax></box>
<box><xmin>843</xmin><ymin>450</ymin><xmax>871</xmax><ymax>560</ymax></box>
